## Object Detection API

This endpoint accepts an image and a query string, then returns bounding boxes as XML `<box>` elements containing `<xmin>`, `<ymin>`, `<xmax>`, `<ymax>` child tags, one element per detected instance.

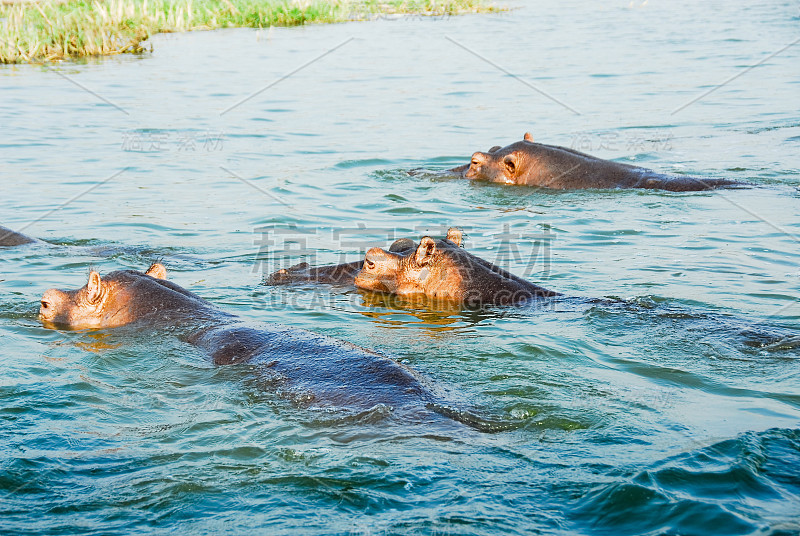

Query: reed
<box><xmin>0</xmin><ymin>0</ymin><xmax>497</xmax><ymax>63</ymax></box>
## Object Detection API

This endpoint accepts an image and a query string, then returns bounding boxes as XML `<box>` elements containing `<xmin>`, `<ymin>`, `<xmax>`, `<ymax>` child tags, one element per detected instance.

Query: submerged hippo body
<box><xmin>0</xmin><ymin>225</ymin><xmax>38</xmax><ymax>247</ymax></box>
<box><xmin>265</xmin><ymin>237</ymin><xmax>418</xmax><ymax>287</ymax></box>
<box><xmin>355</xmin><ymin>229</ymin><xmax>560</xmax><ymax>306</ymax></box>
<box><xmin>39</xmin><ymin>264</ymin><xmax>455</xmax><ymax>419</ymax></box>
<box><xmin>452</xmin><ymin>133</ymin><xmax>745</xmax><ymax>192</ymax></box>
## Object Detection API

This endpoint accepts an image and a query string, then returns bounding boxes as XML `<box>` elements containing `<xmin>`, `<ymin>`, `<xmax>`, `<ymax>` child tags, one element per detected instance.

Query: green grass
<box><xmin>0</xmin><ymin>0</ymin><xmax>498</xmax><ymax>63</ymax></box>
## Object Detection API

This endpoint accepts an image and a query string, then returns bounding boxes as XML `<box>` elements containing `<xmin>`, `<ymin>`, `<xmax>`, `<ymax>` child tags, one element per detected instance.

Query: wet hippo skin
<box><xmin>451</xmin><ymin>133</ymin><xmax>746</xmax><ymax>191</ymax></box>
<box><xmin>39</xmin><ymin>263</ymin><xmax>470</xmax><ymax>422</ymax></box>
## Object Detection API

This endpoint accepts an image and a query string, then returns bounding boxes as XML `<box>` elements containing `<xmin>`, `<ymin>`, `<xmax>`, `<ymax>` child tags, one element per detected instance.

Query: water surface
<box><xmin>1</xmin><ymin>1</ymin><xmax>799</xmax><ymax>534</ymax></box>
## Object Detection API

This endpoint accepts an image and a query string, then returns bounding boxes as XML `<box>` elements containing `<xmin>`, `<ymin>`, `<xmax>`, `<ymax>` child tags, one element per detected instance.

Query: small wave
<box><xmin>306</xmin><ymin>403</ymin><xmax>396</xmax><ymax>427</ymax></box>
<box><xmin>428</xmin><ymin>403</ymin><xmax>526</xmax><ymax>433</ymax></box>
<box><xmin>571</xmin><ymin>428</ymin><xmax>800</xmax><ymax>535</ymax></box>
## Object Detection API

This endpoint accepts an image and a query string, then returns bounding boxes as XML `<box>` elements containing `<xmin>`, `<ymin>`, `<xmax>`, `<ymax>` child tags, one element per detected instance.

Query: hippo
<box><xmin>264</xmin><ymin>228</ymin><xmax>559</xmax><ymax>306</ymax></box>
<box><xmin>355</xmin><ymin>229</ymin><xmax>560</xmax><ymax>306</ymax></box>
<box><xmin>0</xmin><ymin>225</ymin><xmax>38</xmax><ymax>247</ymax></box>
<box><xmin>264</xmin><ymin>236</ymin><xmax>418</xmax><ymax>286</ymax></box>
<box><xmin>39</xmin><ymin>263</ymin><xmax>479</xmax><ymax>425</ymax></box>
<box><xmin>451</xmin><ymin>133</ymin><xmax>745</xmax><ymax>191</ymax></box>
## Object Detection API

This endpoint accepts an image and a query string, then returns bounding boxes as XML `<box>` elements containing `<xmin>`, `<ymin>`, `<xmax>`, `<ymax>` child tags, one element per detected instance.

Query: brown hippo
<box><xmin>355</xmin><ymin>229</ymin><xmax>560</xmax><ymax>306</ymax></box>
<box><xmin>39</xmin><ymin>263</ymin><xmax>477</xmax><ymax>424</ymax></box>
<box><xmin>451</xmin><ymin>133</ymin><xmax>745</xmax><ymax>191</ymax></box>
<box><xmin>264</xmin><ymin>236</ymin><xmax>418</xmax><ymax>286</ymax></box>
<box><xmin>0</xmin><ymin>225</ymin><xmax>38</xmax><ymax>247</ymax></box>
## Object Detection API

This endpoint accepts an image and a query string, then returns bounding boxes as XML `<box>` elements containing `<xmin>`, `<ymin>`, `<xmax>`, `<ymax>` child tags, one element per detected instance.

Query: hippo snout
<box><xmin>465</xmin><ymin>152</ymin><xmax>488</xmax><ymax>179</ymax></box>
<box><xmin>355</xmin><ymin>248</ymin><xmax>401</xmax><ymax>293</ymax></box>
<box><xmin>39</xmin><ymin>288</ymin><xmax>72</xmax><ymax>325</ymax></box>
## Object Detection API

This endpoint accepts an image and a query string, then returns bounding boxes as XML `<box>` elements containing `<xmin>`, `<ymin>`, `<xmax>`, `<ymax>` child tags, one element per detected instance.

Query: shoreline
<box><xmin>0</xmin><ymin>0</ymin><xmax>499</xmax><ymax>64</ymax></box>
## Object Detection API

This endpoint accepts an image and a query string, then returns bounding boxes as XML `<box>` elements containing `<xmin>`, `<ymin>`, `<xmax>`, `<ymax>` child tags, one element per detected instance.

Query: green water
<box><xmin>1</xmin><ymin>1</ymin><xmax>799</xmax><ymax>534</ymax></box>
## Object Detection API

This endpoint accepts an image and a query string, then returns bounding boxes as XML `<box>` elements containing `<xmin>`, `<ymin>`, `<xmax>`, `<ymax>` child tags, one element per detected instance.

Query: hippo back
<box><xmin>0</xmin><ymin>225</ymin><xmax>38</xmax><ymax>247</ymax></box>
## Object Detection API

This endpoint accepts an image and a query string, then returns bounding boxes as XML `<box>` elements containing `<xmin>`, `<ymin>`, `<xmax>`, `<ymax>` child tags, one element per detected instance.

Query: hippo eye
<box><xmin>365</xmin><ymin>259</ymin><xmax>375</xmax><ymax>270</ymax></box>
<box><xmin>40</xmin><ymin>300</ymin><xmax>49</xmax><ymax>310</ymax></box>
<box><xmin>471</xmin><ymin>159</ymin><xmax>480</xmax><ymax>166</ymax></box>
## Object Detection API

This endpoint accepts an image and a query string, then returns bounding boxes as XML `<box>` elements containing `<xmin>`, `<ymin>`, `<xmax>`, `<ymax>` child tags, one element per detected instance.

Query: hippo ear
<box><xmin>145</xmin><ymin>263</ymin><xmax>167</xmax><ymax>280</ymax></box>
<box><xmin>86</xmin><ymin>271</ymin><xmax>104</xmax><ymax>304</ymax></box>
<box><xmin>523</xmin><ymin>132</ymin><xmax>534</xmax><ymax>142</ymax></box>
<box><xmin>414</xmin><ymin>237</ymin><xmax>437</xmax><ymax>266</ymax></box>
<box><xmin>503</xmin><ymin>154</ymin><xmax>518</xmax><ymax>177</ymax></box>
<box><xmin>446</xmin><ymin>227</ymin><xmax>463</xmax><ymax>247</ymax></box>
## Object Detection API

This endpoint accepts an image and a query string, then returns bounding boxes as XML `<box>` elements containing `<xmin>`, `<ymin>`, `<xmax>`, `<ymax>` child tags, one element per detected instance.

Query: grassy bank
<box><xmin>0</xmin><ymin>0</ymin><xmax>497</xmax><ymax>63</ymax></box>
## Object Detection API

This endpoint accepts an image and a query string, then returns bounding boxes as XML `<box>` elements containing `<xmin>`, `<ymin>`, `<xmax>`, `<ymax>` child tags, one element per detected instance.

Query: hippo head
<box><xmin>464</xmin><ymin>132</ymin><xmax>536</xmax><ymax>184</ymax></box>
<box><xmin>356</xmin><ymin>234</ymin><xmax>463</xmax><ymax>300</ymax></box>
<box><xmin>355</xmin><ymin>228</ymin><xmax>490</xmax><ymax>303</ymax></box>
<box><xmin>39</xmin><ymin>263</ymin><xmax>206</xmax><ymax>330</ymax></box>
<box><xmin>355</xmin><ymin>227</ymin><xmax>557</xmax><ymax>305</ymax></box>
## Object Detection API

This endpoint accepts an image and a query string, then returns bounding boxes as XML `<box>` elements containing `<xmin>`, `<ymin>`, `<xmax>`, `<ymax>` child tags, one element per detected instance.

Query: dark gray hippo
<box><xmin>451</xmin><ymin>133</ymin><xmax>746</xmax><ymax>191</ymax></box>
<box><xmin>0</xmin><ymin>225</ymin><xmax>38</xmax><ymax>247</ymax></box>
<box><xmin>1</xmin><ymin>224</ymin><xmax>202</xmax><ymax>267</ymax></box>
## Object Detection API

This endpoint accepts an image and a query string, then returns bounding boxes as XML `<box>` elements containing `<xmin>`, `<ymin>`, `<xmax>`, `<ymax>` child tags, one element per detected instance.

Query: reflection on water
<box><xmin>1</xmin><ymin>0</ymin><xmax>800</xmax><ymax>534</ymax></box>
<box><xmin>356</xmin><ymin>290</ymin><xmax>495</xmax><ymax>331</ymax></box>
